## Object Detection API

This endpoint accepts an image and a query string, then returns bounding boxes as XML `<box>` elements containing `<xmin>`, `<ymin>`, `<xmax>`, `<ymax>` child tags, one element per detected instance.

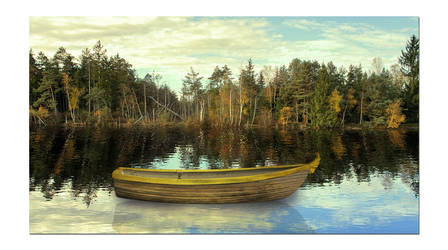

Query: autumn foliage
<box><xmin>278</xmin><ymin>107</ymin><xmax>293</xmax><ymax>126</ymax></box>
<box><xmin>386</xmin><ymin>99</ymin><xmax>406</xmax><ymax>128</ymax></box>
<box><xmin>329</xmin><ymin>89</ymin><xmax>342</xmax><ymax>113</ymax></box>
<box><xmin>29</xmin><ymin>35</ymin><xmax>418</xmax><ymax>129</ymax></box>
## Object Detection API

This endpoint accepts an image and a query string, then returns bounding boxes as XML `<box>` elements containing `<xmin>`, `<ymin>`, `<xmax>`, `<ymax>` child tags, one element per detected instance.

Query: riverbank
<box><xmin>30</xmin><ymin>118</ymin><xmax>419</xmax><ymax>132</ymax></box>
<box><xmin>341</xmin><ymin>123</ymin><xmax>419</xmax><ymax>131</ymax></box>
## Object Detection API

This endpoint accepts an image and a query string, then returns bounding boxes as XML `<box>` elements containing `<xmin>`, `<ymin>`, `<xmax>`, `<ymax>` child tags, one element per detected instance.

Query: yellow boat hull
<box><xmin>112</xmin><ymin>154</ymin><xmax>319</xmax><ymax>203</ymax></box>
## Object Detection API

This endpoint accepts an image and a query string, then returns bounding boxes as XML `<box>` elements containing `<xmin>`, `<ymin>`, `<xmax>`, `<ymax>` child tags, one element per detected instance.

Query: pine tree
<box><xmin>399</xmin><ymin>35</ymin><xmax>419</xmax><ymax>122</ymax></box>
<box><xmin>238</xmin><ymin>59</ymin><xmax>257</xmax><ymax>126</ymax></box>
<box><xmin>29</xmin><ymin>50</ymin><xmax>42</xmax><ymax>105</ymax></box>
<box><xmin>183</xmin><ymin>67</ymin><xmax>204</xmax><ymax>121</ymax></box>
<box><xmin>33</xmin><ymin>52</ymin><xmax>61</xmax><ymax>115</ymax></box>
<box><xmin>310</xmin><ymin>65</ymin><xmax>334</xmax><ymax>128</ymax></box>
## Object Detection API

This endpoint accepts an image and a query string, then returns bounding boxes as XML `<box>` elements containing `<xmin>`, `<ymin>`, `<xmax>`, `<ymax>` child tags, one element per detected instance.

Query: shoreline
<box><xmin>29</xmin><ymin>120</ymin><xmax>419</xmax><ymax>131</ymax></box>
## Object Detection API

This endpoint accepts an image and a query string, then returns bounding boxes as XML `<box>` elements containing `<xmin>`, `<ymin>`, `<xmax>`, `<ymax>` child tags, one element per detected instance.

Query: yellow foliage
<box><xmin>278</xmin><ymin>107</ymin><xmax>293</xmax><ymax>126</ymax></box>
<box><xmin>240</xmin><ymin>91</ymin><xmax>250</xmax><ymax>109</ymax></box>
<box><xmin>61</xmin><ymin>72</ymin><xmax>70</xmax><ymax>88</ymax></box>
<box><xmin>62</xmin><ymin>72</ymin><xmax>81</xmax><ymax>121</ymax></box>
<box><xmin>70</xmin><ymin>87</ymin><xmax>81</xmax><ymax>110</ymax></box>
<box><xmin>94</xmin><ymin>110</ymin><xmax>102</xmax><ymax>118</ymax></box>
<box><xmin>29</xmin><ymin>106</ymin><xmax>36</xmax><ymax>116</ymax></box>
<box><xmin>37</xmin><ymin>106</ymin><xmax>49</xmax><ymax>118</ymax></box>
<box><xmin>243</xmin><ymin>108</ymin><xmax>249</xmax><ymax>116</ymax></box>
<box><xmin>385</xmin><ymin>99</ymin><xmax>405</xmax><ymax>128</ymax></box>
<box><xmin>329</xmin><ymin>89</ymin><xmax>342</xmax><ymax>113</ymax></box>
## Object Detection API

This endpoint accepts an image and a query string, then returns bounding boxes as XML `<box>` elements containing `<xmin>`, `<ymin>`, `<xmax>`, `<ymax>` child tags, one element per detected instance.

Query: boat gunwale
<box><xmin>112</xmin><ymin>153</ymin><xmax>320</xmax><ymax>186</ymax></box>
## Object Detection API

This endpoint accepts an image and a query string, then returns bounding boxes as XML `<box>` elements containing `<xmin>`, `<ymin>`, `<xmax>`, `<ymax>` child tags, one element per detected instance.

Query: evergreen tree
<box><xmin>33</xmin><ymin>52</ymin><xmax>61</xmax><ymax>115</ymax></box>
<box><xmin>183</xmin><ymin>67</ymin><xmax>204</xmax><ymax>120</ymax></box>
<box><xmin>286</xmin><ymin>58</ymin><xmax>302</xmax><ymax>122</ymax></box>
<box><xmin>399</xmin><ymin>35</ymin><xmax>419</xmax><ymax>122</ymax></box>
<box><xmin>208</xmin><ymin>66</ymin><xmax>224</xmax><ymax>90</ymax></box>
<box><xmin>296</xmin><ymin>61</ymin><xmax>315</xmax><ymax>124</ymax></box>
<box><xmin>29</xmin><ymin>37</ymin><xmax>416</xmax><ymax>129</ymax></box>
<box><xmin>275</xmin><ymin>65</ymin><xmax>290</xmax><ymax>120</ymax></box>
<box><xmin>238</xmin><ymin>59</ymin><xmax>257</xmax><ymax>125</ymax></box>
<box><xmin>29</xmin><ymin>50</ymin><xmax>42</xmax><ymax>105</ymax></box>
<box><xmin>310</xmin><ymin>65</ymin><xmax>335</xmax><ymax>128</ymax></box>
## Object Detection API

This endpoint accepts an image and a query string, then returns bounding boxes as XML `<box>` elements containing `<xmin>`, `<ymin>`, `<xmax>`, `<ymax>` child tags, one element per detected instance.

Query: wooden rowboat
<box><xmin>112</xmin><ymin>153</ymin><xmax>320</xmax><ymax>203</ymax></box>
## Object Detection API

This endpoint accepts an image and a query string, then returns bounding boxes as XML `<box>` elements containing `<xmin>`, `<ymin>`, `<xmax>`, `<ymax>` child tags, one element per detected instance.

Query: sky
<box><xmin>29</xmin><ymin>16</ymin><xmax>418</xmax><ymax>93</ymax></box>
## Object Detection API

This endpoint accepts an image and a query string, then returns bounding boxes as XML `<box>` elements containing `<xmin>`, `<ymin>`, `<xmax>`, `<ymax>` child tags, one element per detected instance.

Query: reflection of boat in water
<box><xmin>112</xmin><ymin>153</ymin><xmax>320</xmax><ymax>203</ymax></box>
<box><xmin>112</xmin><ymin>199</ymin><xmax>314</xmax><ymax>234</ymax></box>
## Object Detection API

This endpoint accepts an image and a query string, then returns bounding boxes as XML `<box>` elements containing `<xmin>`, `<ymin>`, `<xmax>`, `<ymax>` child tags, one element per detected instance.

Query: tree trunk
<box><xmin>229</xmin><ymin>86</ymin><xmax>232</xmax><ymax>125</ymax></box>
<box><xmin>359</xmin><ymin>91</ymin><xmax>363</xmax><ymax>125</ymax></box>
<box><xmin>49</xmin><ymin>85</ymin><xmax>57</xmax><ymax>115</ymax></box>
<box><xmin>88</xmin><ymin>62</ymin><xmax>91</xmax><ymax>115</ymax></box>
<box><xmin>295</xmin><ymin>102</ymin><xmax>299</xmax><ymax>123</ymax></box>
<box><xmin>148</xmin><ymin>95</ymin><xmax>184</xmax><ymax>121</ymax></box>
<box><xmin>239</xmin><ymin>85</ymin><xmax>242</xmax><ymax>127</ymax></box>
<box><xmin>143</xmin><ymin>83</ymin><xmax>147</xmax><ymax>121</ymax></box>
<box><xmin>131</xmin><ymin>89</ymin><xmax>143</xmax><ymax>119</ymax></box>
<box><xmin>251</xmin><ymin>97</ymin><xmax>257</xmax><ymax>126</ymax></box>
<box><xmin>200</xmin><ymin>100</ymin><xmax>204</xmax><ymax>122</ymax></box>
<box><xmin>65</xmin><ymin>88</ymin><xmax>75</xmax><ymax>122</ymax></box>
<box><xmin>34</xmin><ymin>113</ymin><xmax>47</xmax><ymax>126</ymax></box>
<box><xmin>196</xmin><ymin>100</ymin><xmax>199</xmax><ymax>121</ymax></box>
<box><xmin>341</xmin><ymin>102</ymin><xmax>348</xmax><ymax>127</ymax></box>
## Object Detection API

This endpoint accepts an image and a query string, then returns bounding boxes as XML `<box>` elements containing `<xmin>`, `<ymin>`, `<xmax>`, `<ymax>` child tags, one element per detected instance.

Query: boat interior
<box><xmin>117</xmin><ymin>166</ymin><xmax>303</xmax><ymax>179</ymax></box>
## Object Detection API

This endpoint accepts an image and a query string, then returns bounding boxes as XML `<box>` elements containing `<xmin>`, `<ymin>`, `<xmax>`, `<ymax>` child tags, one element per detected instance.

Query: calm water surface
<box><xmin>29</xmin><ymin>126</ymin><xmax>419</xmax><ymax>234</ymax></box>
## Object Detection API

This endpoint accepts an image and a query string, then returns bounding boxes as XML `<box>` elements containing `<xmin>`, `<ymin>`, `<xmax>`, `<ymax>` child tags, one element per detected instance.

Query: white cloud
<box><xmin>282</xmin><ymin>19</ymin><xmax>325</xmax><ymax>30</ymax></box>
<box><xmin>283</xmin><ymin>19</ymin><xmax>416</xmax><ymax>71</ymax></box>
<box><xmin>284</xmin><ymin>169</ymin><xmax>418</xmax><ymax>231</ymax></box>
<box><xmin>31</xmin><ymin>16</ymin><xmax>288</xmax><ymax>92</ymax></box>
<box><xmin>30</xmin><ymin>17</ymin><xmax>416</xmax><ymax>92</ymax></box>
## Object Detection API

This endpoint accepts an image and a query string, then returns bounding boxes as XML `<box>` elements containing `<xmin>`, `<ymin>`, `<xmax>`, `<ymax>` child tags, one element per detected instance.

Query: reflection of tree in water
<box><xmin>387</xmin><ymin>129</ymin><xmax>406</xmax><ymax>149</ymax></box>
<box><xmin>30</xmin><ymin>127</ymin><xmax>184</xmax><ymax>205</ymax></box>
<box><xmin>178</xmin><ymin>145</ymin><xmax>198</xmax><ymax>169</ymax></box>
<box><xmin>308</xmin><ymin>129</ymin><xmax>419</xmax><ymax>197</ymax></box>
<box><xmin>331</xmin><ymin>135</ymin><xmax>346</xmax><ymax>160</ymax></box>
<box><xmin>30</xmin><ymin>126</ymin><xmax>419</xmax><ymax>206</ymax></box>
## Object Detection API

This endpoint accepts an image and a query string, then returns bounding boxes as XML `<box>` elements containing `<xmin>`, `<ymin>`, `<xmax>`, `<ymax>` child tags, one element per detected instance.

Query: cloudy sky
<box><xmin>29</xmin><ymin>16</ymin><xmax>418</xmax><ymax>93</ymax></box>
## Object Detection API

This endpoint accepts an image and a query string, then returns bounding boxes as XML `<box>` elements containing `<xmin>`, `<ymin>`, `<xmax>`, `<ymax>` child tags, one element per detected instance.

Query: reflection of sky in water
<box><xmin>130</xmin><ymin>146</ymin><xmax>274</xmax><ymax>169</ymax></box>
<box><xmin>139</xmin><ymin>146</ymin><xmax>216</xmax><ymax>169</ymax></box>
<box><xmin>129</xmin><ymin>146</ymin><xmax>218</xmax><ymax>169</ymax></box>
<box><xmin>286</xmin><ymin>171</ymin><xmax>418</xmax><ymax>233</ymax></box>
<box><xmin>30</xmin><ymin>169</ymin><xmax>418</xmax><ymax>234</ymax></box>
<box><xmin>112</xmin><ymin>200</ymin><xmax>313</xmax><ymax>234</ymax></box>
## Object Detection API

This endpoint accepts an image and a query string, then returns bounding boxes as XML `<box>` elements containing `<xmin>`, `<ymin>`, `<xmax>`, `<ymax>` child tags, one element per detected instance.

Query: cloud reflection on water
<box><xmin>112</xmin><ymin>199</ymin><xmax>313</xmax><ymax>234</ymax></box>
<box><xmin>29</xmin><ymin>127</ymin><xmax>419</xmax><ymax>234</ymax></box>
<box><xmin>284</xmin><ymin>170</ymin><xmax>419</xmax><ymax>233</ymax></box>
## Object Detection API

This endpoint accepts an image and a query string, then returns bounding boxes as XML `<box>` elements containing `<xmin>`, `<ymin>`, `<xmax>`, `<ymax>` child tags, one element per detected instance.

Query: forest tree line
<box><xmin>29</xmin><ymin>35</ymin><xmax>419</xmax><ymax>129</ymax></box>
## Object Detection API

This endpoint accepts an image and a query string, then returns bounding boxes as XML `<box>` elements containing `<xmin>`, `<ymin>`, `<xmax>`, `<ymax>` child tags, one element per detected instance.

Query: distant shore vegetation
<box><xmin>29</xmin><ymin>35</ymin><xmax>419</xmax><ymax>129</ymax></box>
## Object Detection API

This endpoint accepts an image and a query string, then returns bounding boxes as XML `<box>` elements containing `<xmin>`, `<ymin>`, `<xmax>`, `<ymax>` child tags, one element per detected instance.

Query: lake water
<box><xmin>29</xmin><ymin>126</ymin><xmax>419</xmax><ymax>234</ymax></box>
